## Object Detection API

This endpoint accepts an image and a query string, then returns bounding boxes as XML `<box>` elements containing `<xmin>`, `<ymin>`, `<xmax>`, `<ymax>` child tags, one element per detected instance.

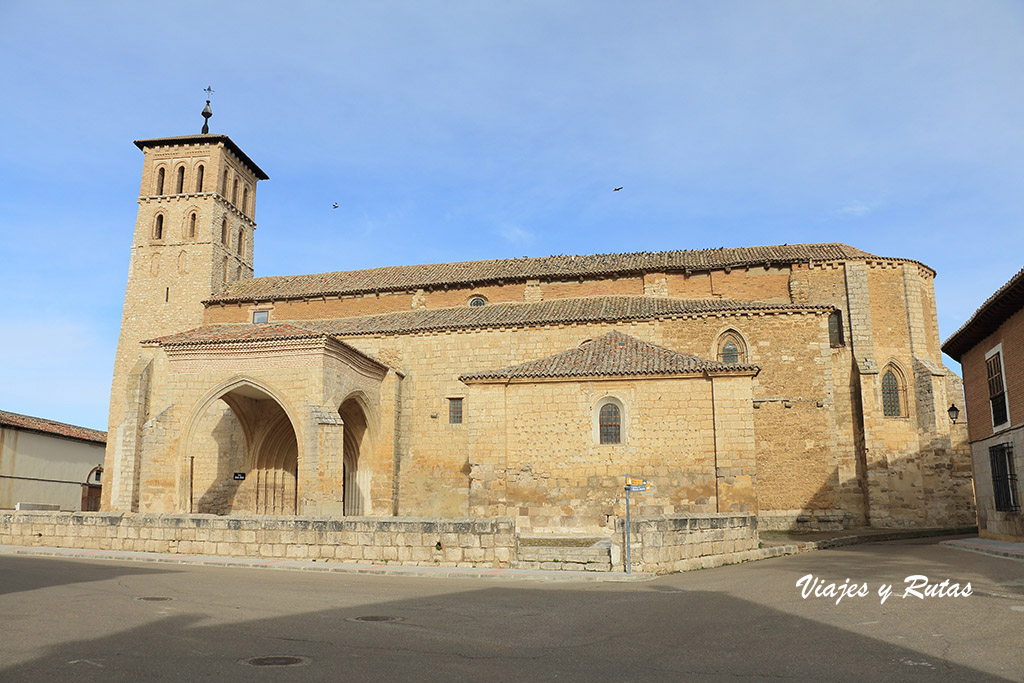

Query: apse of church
<box><xmin>101</xmin><ymin>106</ymin><xmax>975</xmax><ymax>533</ymax></box>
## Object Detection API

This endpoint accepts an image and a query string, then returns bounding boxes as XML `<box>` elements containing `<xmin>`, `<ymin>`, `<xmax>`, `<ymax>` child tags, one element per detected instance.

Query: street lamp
<box><xmin>947</xmin><ymin>404</ymin><xmax>960</xmax><ymax>424</ymax></box>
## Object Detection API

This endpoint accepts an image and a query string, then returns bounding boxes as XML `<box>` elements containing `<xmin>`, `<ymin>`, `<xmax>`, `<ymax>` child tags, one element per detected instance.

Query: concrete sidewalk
<box><xmin>940</xmin><ymin>536</ymin><xmax>1024</xmax><ymax>561</ymax></box>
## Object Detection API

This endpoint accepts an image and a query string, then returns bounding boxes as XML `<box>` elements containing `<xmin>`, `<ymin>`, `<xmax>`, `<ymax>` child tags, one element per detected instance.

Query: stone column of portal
<box><xmin>305</xmin><ymin>406</ymin><xmax>344</xmax><ymax>516</ymax></box>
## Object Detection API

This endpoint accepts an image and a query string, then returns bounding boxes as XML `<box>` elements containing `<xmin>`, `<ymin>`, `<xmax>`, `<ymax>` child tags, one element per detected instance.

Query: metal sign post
<box><xmin>623</xmin><ymin>476</ymin><xmax>651</xmax><ymax>574</ymax></box>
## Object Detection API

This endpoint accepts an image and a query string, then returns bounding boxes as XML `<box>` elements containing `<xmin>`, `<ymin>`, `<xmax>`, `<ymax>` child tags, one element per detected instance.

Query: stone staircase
<box><xmin>514</xmin><ymin>535</ymin><xmax>614</xmax><ymax>571</ymax></box>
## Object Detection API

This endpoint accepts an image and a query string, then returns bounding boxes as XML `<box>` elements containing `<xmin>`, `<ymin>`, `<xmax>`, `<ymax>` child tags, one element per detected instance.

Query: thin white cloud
<box><xmin>497</xmin><ymin>223</ymin><xmax>534</xmax><ymax>245</ymax></box>
<box><xmin>838</xmin><ymin>201</ymin><xmax>873</xmax><ymax>217</ymax></box>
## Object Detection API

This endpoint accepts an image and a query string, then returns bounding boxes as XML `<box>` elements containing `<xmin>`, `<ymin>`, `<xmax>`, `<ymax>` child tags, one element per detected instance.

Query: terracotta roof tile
<box><xmin>207</xmin><ymin>243</ymin><xmax>890</xmax><ymax>304</ymax></box>
<box><xmin>146</xmin><ymin>322</ymin><xmax>325</xmax><ymax>345</ymax></box>
<box><xmin>460</xmin><ymin>330</ymin><xmax>757</xmax><ymax>381</ymax></box>
<box><xmin>156</xmin><ymin>296</ymin><xmax>829</xmax><ymax>347</ymax></box>
<box><xmin>0</xmin><ymin>410</ymin><xmax>107</xmax><ymax>444</ymax></box>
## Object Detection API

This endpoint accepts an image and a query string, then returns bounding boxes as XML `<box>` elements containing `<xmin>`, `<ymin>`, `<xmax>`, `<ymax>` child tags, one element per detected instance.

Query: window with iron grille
<box><xmin>990</xmin><ymin>443</ymin><xmax>1019</xmax><ymax>512</ymax></box>
<box><xmin>987</xmin><ymin>353</ymin><xmax>1008</xmax><ymax>427</ymax></box>
<box><xmin>449</xmin><ymin>397</ymin><xmax>463</xmax><ymax>424</ymax></box>
<box><xmin>721</xmin><ymin>341</ymin><xmax>739</xmax><ymax>364</ymax></box>
<box><xmin>717</xmin><ymin>331</ymin><xmax>746</xmax><ymax>364</ymax></box>
<box><xmin>881</xmin><ymin>370</ymin><xmax>902</xmax><ymax>417</ymax></box>
<box><xmin>599</xmin><ymin>403</ymin><xmax>620</xmax><ymax>444</ymax></box>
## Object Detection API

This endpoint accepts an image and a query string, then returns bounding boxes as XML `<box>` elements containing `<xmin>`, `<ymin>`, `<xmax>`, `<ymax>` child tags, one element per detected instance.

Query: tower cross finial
<box><xmin>204</xmin><ymin>85</ymin><xmax>214</xmax><ymax>99</ymax></box>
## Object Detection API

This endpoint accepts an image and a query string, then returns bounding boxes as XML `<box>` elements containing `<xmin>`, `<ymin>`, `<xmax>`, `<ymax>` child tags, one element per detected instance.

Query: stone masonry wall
<box><xmin>345</xmin><ymin>311</ymin><xmax>822</xmax><ymax>528</ymax></box>
<box><xmin>0</xmin><ymin>511</ymin><xmax>516</xmax><ymax>568</ymax></box>
<box><xmin>613</xmin><ymin>513</ymin><xmax>760</xmax><ymax>573</ymax></box>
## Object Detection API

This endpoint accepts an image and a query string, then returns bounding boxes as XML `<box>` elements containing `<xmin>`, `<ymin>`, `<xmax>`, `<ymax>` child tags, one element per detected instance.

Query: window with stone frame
<box><xmin>449</xmin><ymin>397</ymin><xmax>463</xmax><ymax>424</ymax></box>
<box><xmin>599</xmin><ymin>402</ymin><xmax>621</xmax><ymax>444</ymax></box>
<box><xmin>990</xmin><ymin>443</ymin><xmax>1019</xmax><ymax>512</ymax></box>
<box><xmin>717</xmin><ymin>331</ymin><xmax>747</xmax><ymax>364</ymax></box>
<box><xmin>881</xmin><ymin>369</ymin><xmax>904</xmax><ymax>417</ymax></box>
<box><xmin>987</xmin><ymin>352</ymin><xmax>1009</xmax><ymax>427</ymax></box>
<box><xmin>828</xmin><ymin>310</ymin><xmax>845</xmax><ymax>347</ymax></box>
<box><xmin>175</xmin><ymin>166</ymin><xmax>185</xmax><ymax>194</ymax></box>
<box><xmin>155</xmin><ymin>167</ymin><xmax>165</xmax><ymax>195</ymax></box>
<box><xmin>195</xmin><ymin>164</ymin><xmax>205</xmax><ymax>192</ymax></box>
<box><xmin>153</xmin><ymin>214</ymin><xmax>164</xmax><ymax>240</ymax></box>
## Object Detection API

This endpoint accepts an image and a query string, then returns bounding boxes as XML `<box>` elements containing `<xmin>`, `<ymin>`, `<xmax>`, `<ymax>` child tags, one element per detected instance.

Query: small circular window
<box><xmin>469</xmin><ymin>295</ymin><xmax>487</xmax><ymax>307</ymax></box>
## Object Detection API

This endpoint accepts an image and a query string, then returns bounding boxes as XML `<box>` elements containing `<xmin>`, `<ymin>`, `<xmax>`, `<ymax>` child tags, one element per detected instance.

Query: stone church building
<box><xmin>101</xmin><ymin>123</ymin><xmax>975</xmax><ymax>535</ymax></box>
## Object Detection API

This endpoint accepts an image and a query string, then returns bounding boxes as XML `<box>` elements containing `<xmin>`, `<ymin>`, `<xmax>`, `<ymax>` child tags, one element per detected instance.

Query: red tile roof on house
<box><xmin>942</xmin><ymin>266</ymin><xmax>1024</xmax><ymax>361</ymax></box>
<box><xmin>460</xmin><ymin>330</ymin><xmax>758</xmax><ymax>382</ymax></box>
<box><xmin>0</xmin><ymin>410</ymin><xmax>107</xmax><ymax>445</ymax></box>
<box><xmin>205</xmin><ymin>243</ymin><xmax>906</xmax><ymax>305</ymax></box>
<box><xmin>154</xmin><ymin>296</ymin><xmax>830</xmax><ymax>346</ymax></box>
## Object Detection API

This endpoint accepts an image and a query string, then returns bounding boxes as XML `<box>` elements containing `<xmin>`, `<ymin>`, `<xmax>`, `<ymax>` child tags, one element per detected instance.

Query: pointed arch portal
<box><xmin>183</xmin><ymin>381</ymin><xmax>299</xmax><ymax>516</ymax></box>
<box><xmin>340</xmin><ymin>397</ymin><xmax>371</xmax><ymax>516</ymax></box>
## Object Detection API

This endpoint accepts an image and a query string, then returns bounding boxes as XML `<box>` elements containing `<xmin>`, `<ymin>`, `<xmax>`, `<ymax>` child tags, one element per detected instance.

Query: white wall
<box><xmin>0</xmin><ymin>428</ymin><xmax>105</xmax><ymax>510</ymax></box>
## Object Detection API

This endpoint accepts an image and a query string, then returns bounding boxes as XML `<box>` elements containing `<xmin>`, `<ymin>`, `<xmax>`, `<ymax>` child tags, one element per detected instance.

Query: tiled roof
<box><xmin>207</xmin><ymin>243</ymin><xmax>889</xmax><ymax>304</ymax></box>
<box><xmin>460</xmin><ymin>330</ymin><xmax>757</xmax><ymax>381</ymax></box>
<box><xmin>0</xmin><ymin>410</ymin><xmax>107</xmax><ymax>445</ymax></box>
<box><xmin>155</xmin><ymin>296</ymin><xmax>830</xmax><ymax>346</ymax></box>
<box><xmin>942</xmin><ymin>266</ymin><xmax>1024</xmax><ymax>360</ymax></box>
<box><xmin>148</xmin><ymin>321</ymin><xmax>327</xmax><ymax>346</ymax></box>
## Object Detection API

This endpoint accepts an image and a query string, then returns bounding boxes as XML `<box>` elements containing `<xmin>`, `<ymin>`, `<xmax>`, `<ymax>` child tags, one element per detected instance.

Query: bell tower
<box><xmin>102</xmin><ymin>101</ymin><xmax>269</xmax><ymax>511</ymax></box>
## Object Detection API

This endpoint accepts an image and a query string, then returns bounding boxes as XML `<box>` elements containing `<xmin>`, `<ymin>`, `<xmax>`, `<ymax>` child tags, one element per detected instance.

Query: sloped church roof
<box><xmin>206</xmin><ymin>243</ymin><xmax>892</xmax><ymax>305</ymax></box>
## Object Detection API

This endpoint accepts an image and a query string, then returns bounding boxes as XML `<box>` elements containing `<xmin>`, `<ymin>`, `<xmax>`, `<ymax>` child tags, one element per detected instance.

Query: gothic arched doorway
<box><xmin>182</xmin><ymin>380</ymin><xmax>300</xmax><ymax>516</ymax></box>
<box><xmin>340</xmin><ymin>397</ymin><xmax>371</xmax><ymax>516</ymax></box>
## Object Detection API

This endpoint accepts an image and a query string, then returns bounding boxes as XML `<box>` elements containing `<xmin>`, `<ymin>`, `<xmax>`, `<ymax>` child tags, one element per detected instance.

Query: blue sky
<box><xmin>1</xmin><ymin>1</ymin><xmax>1022</xmax><ymax>431</ymax></box>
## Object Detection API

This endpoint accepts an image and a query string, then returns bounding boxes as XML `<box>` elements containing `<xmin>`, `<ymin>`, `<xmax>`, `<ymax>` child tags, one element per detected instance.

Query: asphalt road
<box><xmin>1</xmin><ymin>537</ymin><xmax>1022</xmax><ymax>681</ymax></box>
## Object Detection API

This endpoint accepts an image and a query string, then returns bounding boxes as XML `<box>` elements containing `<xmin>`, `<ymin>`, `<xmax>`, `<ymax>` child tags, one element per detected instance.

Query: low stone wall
<box><xmin>757</xmin><ymin>509</ymin><xmax>852</xmax><ymax>531</ymax></box>
<box><xmin>0</xmin><ymin>512</ymin><xmax>515</xmax><ymax>568</ymax></box>
<box><xmin>614</xmin><ymin>513</ymin><xmax>761</xmax><ymax>573</ymax></box>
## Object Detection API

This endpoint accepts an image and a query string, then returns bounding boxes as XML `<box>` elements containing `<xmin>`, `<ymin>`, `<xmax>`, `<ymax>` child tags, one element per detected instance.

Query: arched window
<box><xmin>155</xmin><ymin>167</ymin><xmax>165</xmax><ymax>195</ymax></box>
<box><xmin>716</xmin><ymin>330</ymin><xmax>747</xmax><ymax>364</ymax></box>
<box><xmin>722</xmin><ymin>341</ymin><xmax>739</xmax><ymax>363</ymax></box>
<box><xmin>153</xmin><ymin>214</ymin><xmax>164</xmax><ymax>240</ymax></box>
<box><xmin>188</xmin><ymin>212</ymin><xmax>197</xmax><ymax>239</ymax></box>
<box><xmin>221</xmin><ymin>170</ymin><xmax>228</xmax><ymax>195</ymax></box>
<box><xmin>232</xmin><ymin>178</ymin><xmax>239</xmax><ymax>205</ymax></box>
<box><xmin>829</xmin><ymin>310</ymin><xmax>845</xmax><ymax>347</ymax></box>
<box><xmin>881</xmin><ymin>367</ymin><xmax>905</xmax><ymax>417</ymax></box>
<box><xmin>195</xmin><ymin>164</ymin><xmax>204</xmax><ymax>192</ymax></box>
<box><xmin>237</xmin><ymin>228</ymin><xmax>244</xmax><ymax>255</ymax></box>
<box><xmin>242</xmin><ymin>187</ymin><xmax>249</xmax><ymax>215</ymax></box>
<box><xmin>175</xmin><ymin>166</ymin><xmax>185</xmax><ymax>194</ymax></box>
<box><xmin>221</xmin><ymin>217</ymin><xmax>228</xmax><ymax>245</ymax></box>
<box><xmin>594</xmin><ymin>397</ymin><xmax>624</xmax><ymax>445</ymax></box>
<box><xmin>599</xmin><ymin>404</ymin><xmax>621</xmax><ymax>444</ymax></box>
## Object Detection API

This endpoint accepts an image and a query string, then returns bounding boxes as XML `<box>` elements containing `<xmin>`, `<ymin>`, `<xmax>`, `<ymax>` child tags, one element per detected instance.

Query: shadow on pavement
<box><xmin>0</xmin><ymin>578</ymin><xmax>1015</xmax><ymax>682</ymax></box>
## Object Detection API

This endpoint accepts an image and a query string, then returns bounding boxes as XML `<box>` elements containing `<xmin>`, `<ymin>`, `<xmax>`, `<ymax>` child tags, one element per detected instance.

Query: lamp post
<box><xmin>947</xmin><ymin>404</ymin><xmax>960</xmax><ymax>424</ymax></box>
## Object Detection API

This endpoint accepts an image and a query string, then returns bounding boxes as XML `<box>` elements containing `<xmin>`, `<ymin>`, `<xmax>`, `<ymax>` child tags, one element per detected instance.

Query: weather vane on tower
<box><xmin>201</xmin><ymin>86</ymin><xmax>214</xmax><ymax>134</ymax></box>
